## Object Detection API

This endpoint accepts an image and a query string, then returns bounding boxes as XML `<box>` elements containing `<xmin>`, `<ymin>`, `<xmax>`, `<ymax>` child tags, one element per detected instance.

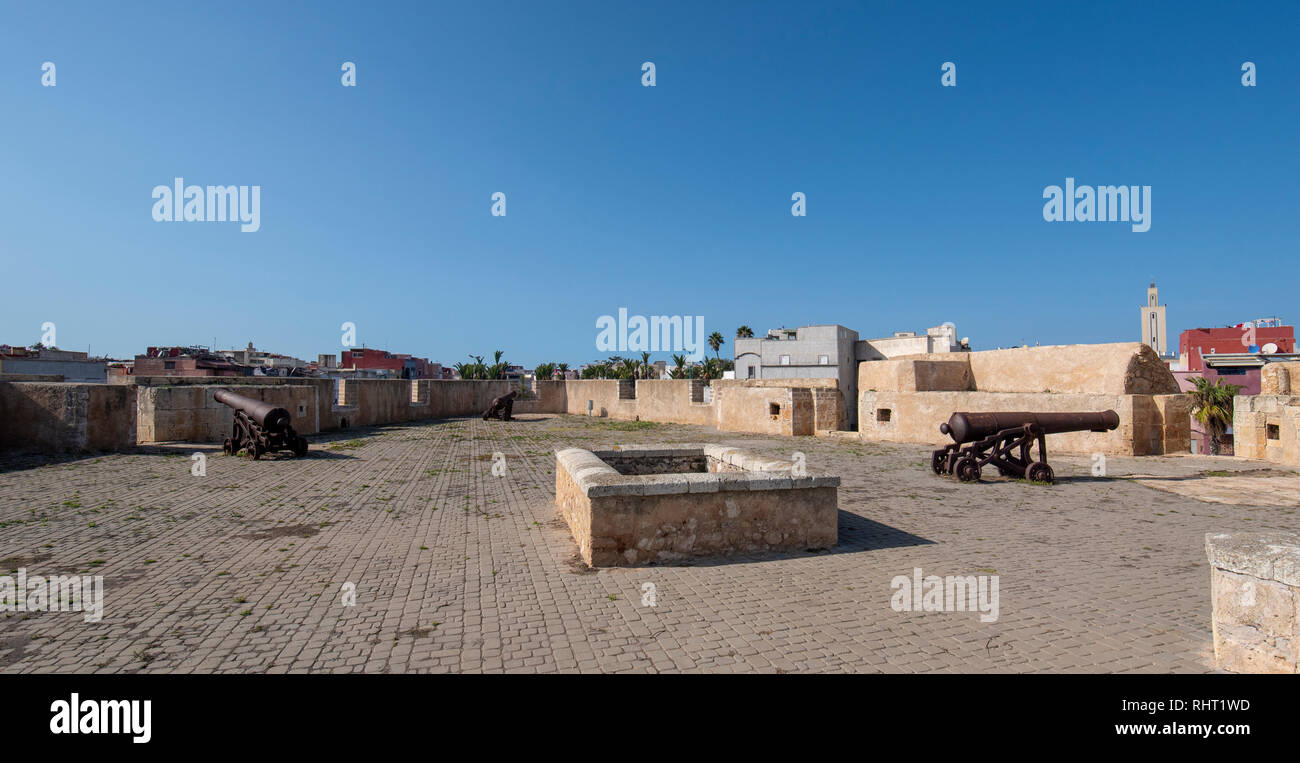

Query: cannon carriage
<box><xmin>216</xmin><ymin>389</ymin><xmax>309</xmax><ymax>459</ymax></box>
<box><xmin>930</xmin><ymin>410</ymin><xmax>1119</xmax><ymax>484</ymax></box>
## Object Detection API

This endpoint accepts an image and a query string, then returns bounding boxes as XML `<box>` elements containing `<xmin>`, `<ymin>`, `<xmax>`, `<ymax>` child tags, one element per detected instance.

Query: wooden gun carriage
<box><xmin>216</xmin><ymin>389</ymin><xmax>309</xmax><ymax>459</ymax></box>
<box><xmin>930</xmin><ymin>410</ymin><xmax>1119</xmax><ymax>484</ymax></box>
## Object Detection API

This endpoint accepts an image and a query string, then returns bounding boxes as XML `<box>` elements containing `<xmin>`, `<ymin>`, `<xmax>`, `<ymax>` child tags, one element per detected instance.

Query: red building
<box><xmin>1172</xmin><ymin>320</ymin><xmax>1298</xmax><ymax>455</ymax></box>
<box><xmin>1178</xmin><ymin>320</ymin><xmax>1294</xmax><ymax>372</ymax></box>
<box><xmin>339</xmin><ymin>348</ymin><xmax>438</xmax><ymax>379</ymax></box>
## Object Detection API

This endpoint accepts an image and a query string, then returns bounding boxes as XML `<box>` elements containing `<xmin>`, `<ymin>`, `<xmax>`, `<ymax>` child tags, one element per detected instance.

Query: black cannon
<box><xmin>216</xmin><ymin>389</ymin><xmax>309</xmax><ymax>459</ymax></box>
<box><xmin>930</xmin><ymin>410</ymin><xmax>1119</xmax><ymax>484</ymax></box>
<box><xmin>482</xmin><ymin>390</ymin><xmax>516</xmax><ymax>422</ymax></box>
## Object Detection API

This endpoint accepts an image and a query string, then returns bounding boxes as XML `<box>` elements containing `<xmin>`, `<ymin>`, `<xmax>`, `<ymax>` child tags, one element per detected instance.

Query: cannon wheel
<box><xmin>930</xmin><ymin>451</ymin><xmax>946</xmax><ymax>475</ymax></box>
<box><xmin>955</xmin><ymin>457</ymin><xmax>981</xmax><ymax>483</ymax></box>
<box><xmin>1026</xmin><ymin>462</ymin><xmax>1054</xmax><ymax>484</ymax></box>
<box><xmin>249</xmin><ymin>442</ymin><xmax>263</xmax><ymax>460</ymax></box>
<box><xmin>293</xmin><ymin>436</ymin><xmax>309</xmax><ymax>457</ymax></box>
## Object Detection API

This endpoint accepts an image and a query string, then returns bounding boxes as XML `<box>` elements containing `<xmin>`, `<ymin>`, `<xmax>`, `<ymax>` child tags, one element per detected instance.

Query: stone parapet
<box><xmin>1205</xmin><ymin>531</ymin><xmax>1300</xmax><ymax>673</ymax></box>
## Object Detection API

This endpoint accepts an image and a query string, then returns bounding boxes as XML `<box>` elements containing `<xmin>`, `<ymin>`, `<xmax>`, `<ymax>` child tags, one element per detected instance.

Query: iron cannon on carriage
<box><xmin>930</xmin><ymin>410</ymin><xmax>1119</xmax><ymax>484</ymax></box>
<box><xmin>216</xmin><ymin>389</ymin><xmax>309</xmax><ymax>459</ymax></box>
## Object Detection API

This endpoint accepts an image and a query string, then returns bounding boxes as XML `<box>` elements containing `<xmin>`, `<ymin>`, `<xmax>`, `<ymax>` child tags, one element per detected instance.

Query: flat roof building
<box><xmin>734</xmin><ymin>325</ymin><xmax>861</xmax><ymax>428</ymax></box>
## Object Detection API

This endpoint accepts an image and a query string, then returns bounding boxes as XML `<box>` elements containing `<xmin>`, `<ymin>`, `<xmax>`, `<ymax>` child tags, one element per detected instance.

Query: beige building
<box><xmin>856</xmin><ymin>323</ymin><xmax>966</xmax><ymax>361</ymax></box>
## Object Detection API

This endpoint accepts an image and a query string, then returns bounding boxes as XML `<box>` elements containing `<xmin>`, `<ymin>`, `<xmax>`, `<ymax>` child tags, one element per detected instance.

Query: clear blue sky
<box><xmin>2</xmin><ymin>1</ymin><xmax>1296</xmax><ymax>367</ymax></box>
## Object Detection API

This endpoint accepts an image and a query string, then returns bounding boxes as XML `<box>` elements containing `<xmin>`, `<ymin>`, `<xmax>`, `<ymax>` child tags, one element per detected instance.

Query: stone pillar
<box><xmin>1261</xmin><ymin>365</ymin><xmax>1291</xmax><ymax>395</ymax></box>
<box><xmin>1204</xmin><ymin>532</ymin><xmax>1300</xmax><ymax>673</ymax></box>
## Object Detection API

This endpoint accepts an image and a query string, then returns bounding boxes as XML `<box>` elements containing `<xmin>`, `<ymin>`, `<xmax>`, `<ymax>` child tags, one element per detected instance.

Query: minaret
<box><xmin>1140</xmin><ymin>282</ymin><xmax>1167</xmax><ymax>356</ymax></box>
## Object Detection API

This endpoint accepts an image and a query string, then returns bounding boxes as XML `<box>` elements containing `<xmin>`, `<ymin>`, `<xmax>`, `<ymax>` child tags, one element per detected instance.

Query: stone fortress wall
<box><xmin>858</xmin><ymin>342</ymin><xmax>1191</xmax><ymax>455</ymax></box>
<box><xmin>0</xmin><ymin>342</ymin><xmax>1206</xmax><ymax>456</ymax></box>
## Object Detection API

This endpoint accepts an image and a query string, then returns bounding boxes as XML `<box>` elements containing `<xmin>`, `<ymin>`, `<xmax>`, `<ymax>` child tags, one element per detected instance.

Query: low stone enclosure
<box><xmin>555</xmin><ymin>444</ymin><xmax>839</xmax><ymax>567</ymax></box>
<box><xmin>858</xmin><ymin>342</ymin><xmax>1191</xmax><ymax>455</ymax></box>
<box><xmin>1205</xmin><ymin>532</ymin><xmax>1300</xmax><ymax>673</ymax></box>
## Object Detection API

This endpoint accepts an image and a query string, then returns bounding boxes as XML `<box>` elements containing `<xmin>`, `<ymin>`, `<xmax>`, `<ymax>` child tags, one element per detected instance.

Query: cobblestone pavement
<box><xmin>2</xmin><ymin>414</ymin><xmax>1295</xmax><ymax>673</ymax></box>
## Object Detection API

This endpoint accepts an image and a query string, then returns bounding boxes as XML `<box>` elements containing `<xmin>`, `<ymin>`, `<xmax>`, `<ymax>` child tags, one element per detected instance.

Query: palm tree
<box><xmin>707</xmin><ymin>331</ymin><xmax>725</xmax><ymax>359</ymax></box>
<box><xmin>486</xmin><ymin>350</ymin><xmax>508</xmax><ymax>380</ymax></box>
<box><xmin>670</xmin><ymin>354</ymin><xmax>687</xmax><ymax>379</ymax></box>
<box><xmin>1187</xmin><ymin>376</ymin><xmax>1243</xmax><ymax>455</ymax></box>
<box><xmin>640</xmin><ymin>351</ymin><xmax>652</xmax><ymax>379</ymax></box>
<box><xmin>456</xmin><ymin>354</ymin><xmax>488</xmax><ymax>380</ymax></box>
<box><xmin>736</xmin><ymin>326</ymin><xmax>754</xmax><ymax>339</ymax></box>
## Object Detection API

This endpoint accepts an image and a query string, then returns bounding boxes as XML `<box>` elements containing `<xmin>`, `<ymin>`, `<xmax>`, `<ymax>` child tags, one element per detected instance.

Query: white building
<box><xmin>219</xmin><ymin>342</ymin><xmax>309</xmax><ymax>371</ymax></box>
<box><xmin>856</xmin><ymin>323</ymin><xmax>966</xmax><ymax>361</ymax></box>
<box><xmin>733</xmin><ymin>322</ymin><xmax>970</xmax><ymax>430</ymax></box>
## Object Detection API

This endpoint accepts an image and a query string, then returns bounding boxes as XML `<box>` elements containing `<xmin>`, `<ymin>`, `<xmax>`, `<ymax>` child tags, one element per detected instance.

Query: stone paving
<box><xmin>1</xmin><ymin>414</ymin><xmax>1296</xmax><ymax>673</ymax></box>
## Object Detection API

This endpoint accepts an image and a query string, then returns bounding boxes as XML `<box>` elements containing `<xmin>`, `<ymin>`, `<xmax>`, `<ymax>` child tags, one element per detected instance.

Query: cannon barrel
<box><xmin>214</xmin><ymin>389</ymin><xmax>292</xmax><ymax>433</ymax></box>
<box><xmin>939</xmin><ymin>410</ymin><xmax>1119</xmax><ymax>444</ymax></box>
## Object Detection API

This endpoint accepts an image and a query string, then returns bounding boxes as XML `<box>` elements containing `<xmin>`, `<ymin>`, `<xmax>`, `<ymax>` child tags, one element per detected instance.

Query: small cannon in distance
<box><xmin>215</xmin><ymin>389</ymin><xmax>309</xmax><ymax>459</ymax></box>
<box><xmin>482</xmin><ymin>390</ymin><xmax>516</xmax><ymax>422</ymax></box>
<box><xmin>930</xmin><ymin>410</ymin><xmax>1120</xmax><ymax>485</ymax></box>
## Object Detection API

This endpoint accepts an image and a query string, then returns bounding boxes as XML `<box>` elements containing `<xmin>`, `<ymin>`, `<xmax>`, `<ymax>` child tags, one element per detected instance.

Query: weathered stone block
<box><xmin>1205</xmin><ymin>532</ymin><xmax>1300</xmax><ymax>674</ymax></box>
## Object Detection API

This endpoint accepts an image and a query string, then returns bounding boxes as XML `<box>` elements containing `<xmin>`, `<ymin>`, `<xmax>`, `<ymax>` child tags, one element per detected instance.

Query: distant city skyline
<box><xmin>3</xmin><ymin>1</ymin><xmax>1296</xmax><ymax>366</ymax></box>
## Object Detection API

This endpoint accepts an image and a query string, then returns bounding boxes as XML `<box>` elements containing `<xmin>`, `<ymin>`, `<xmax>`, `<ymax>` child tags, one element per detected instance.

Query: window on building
<box><xmin>779</xmin><ymin>355</ymin><xmax>791</xmax><ymax>365</ymax></box>
<box><xmin>818</xmin><ymin>355</ymin><xmax>829</xmax><ymax>365</ymax></box>
<box><xmin>877</xmin><ymin>408</ymin><xmax>892</xmax><ymax>423</ymax></box>
<box><xmin>1267</xmin><ymin>424</ymin><xmax>1280</xmax><ymax>440</ymax></box>
<box><xmin>747</xmin><ymin>366</ymin><xmax>756</xmax><ymax>379</ymax></box>
<box><xmin>163</xmin><ymin>360</ymin><xmax>175</xmax><ymax>370</ymax></box>
<box><xmin>768</xmin><ymin>403</ymin><xmax>780</xmax><ymax>418</ymax></box>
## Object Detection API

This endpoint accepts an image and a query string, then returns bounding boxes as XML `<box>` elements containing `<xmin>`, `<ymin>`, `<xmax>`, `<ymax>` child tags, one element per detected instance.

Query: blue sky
<box><xmin>2</xmin><ymin>0</ymin><xmax>1296</xmax><ymax>367</ymax></box>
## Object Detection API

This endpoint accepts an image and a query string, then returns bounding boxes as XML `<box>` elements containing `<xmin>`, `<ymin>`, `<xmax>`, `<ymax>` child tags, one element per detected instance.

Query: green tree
<box><xmin>455</xmin><ymin>354</ymin><xmax>488</xmax><ymax>380</ymax></box>
<box><xmin>1187</xmin><ymin>376</ymin><xmax>1243</xmax><ymax>455</ymax></box>
<box><xmin>582</xmin><ymin>360</ymin><xmax>613</xmax><ymax>379</ymax></box>
<box><xmin>736</xmin><ymin>326</ymin><xmax>754</xmax><ymax>339</ymax></box>
<box><xmin>486</xmin><ymin>350</ymin><xmax>508</xmax><ymax>380</ymax></box>
<box><xmin>707</xmin><ymin>331</ymin><xmax>725</xmax><ymax>359</ymax></box>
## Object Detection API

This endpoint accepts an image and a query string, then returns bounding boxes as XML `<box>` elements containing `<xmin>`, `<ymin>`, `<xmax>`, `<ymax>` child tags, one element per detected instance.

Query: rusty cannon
<box><xmin>930</xmin><ymin>410</ymin><xmax>1119</xmax><ymax>484</ymax></box>
<box><xmin>215</xmin><ymin>389</ymin><xmax>309</xmax><ymax>459</ymax></box>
